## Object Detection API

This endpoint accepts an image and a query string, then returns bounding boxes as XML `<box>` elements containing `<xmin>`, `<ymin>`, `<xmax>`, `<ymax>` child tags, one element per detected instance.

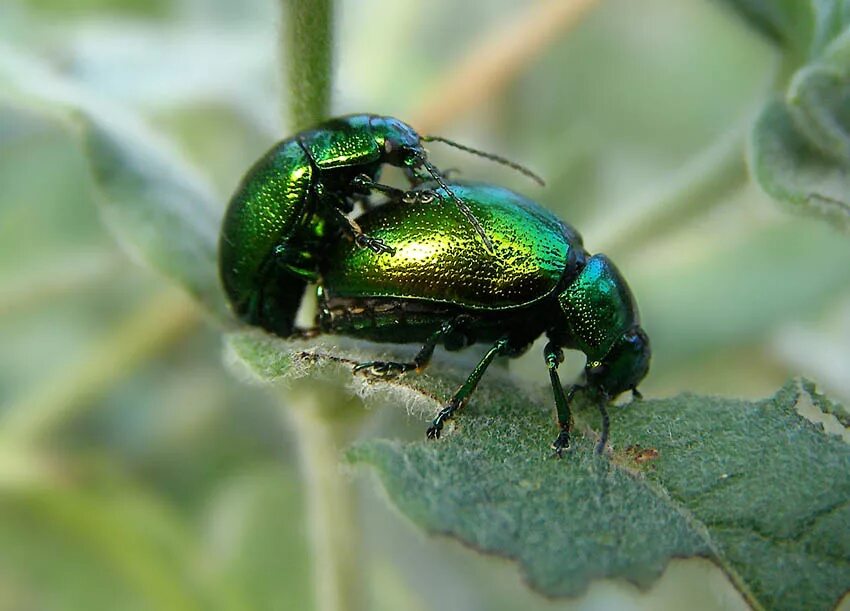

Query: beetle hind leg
<box><xmin>352</xmin><ymin>360</ymin><xmax>414</xmax><ymax>379</ymax></box>
<box><xmin>353</xmin><ymin>317</ymin><xmax>460</xmax><ymax>380</ymax></box>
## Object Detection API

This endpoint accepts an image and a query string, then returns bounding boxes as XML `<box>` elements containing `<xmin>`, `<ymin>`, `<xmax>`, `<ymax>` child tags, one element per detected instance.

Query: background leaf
<box><xmin>0</xmin><ymin>46</ymin><xmax>229</xmax><ymax>320</ymax></box>
<box><xmin>751</xmin><ymin>98</ymin><xmax>850</xmax><ymax>230</ymax></box>
<box><xmin>228</xmin><ymin>331</ymin><xmax>850</xmax><ymax>611</ymax></box>
<box><xmin>715</xmin><ymin>0</ymin><xmax>815</xmax><ymax>58</ymax></box>
<box><xmin>721</xmin><ymin>1</ymin><xmax>850</xmax><ymax>232</ymax></box>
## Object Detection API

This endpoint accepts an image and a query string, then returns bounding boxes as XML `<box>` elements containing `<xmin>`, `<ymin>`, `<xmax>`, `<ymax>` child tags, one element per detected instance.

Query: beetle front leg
<box><xmin>351</xmin><ymin>174</ymin><xmax>438</xmax><ymax>205</ymax></box>
<box><xmin>544</xmin><ymin>341</ymin><xmax>575</xmax><ymax>458</ymax></box>
<box><xmin>426</xmin><ymin>337</ymin><xmax>511</xmax><ymax>440</ymax></box>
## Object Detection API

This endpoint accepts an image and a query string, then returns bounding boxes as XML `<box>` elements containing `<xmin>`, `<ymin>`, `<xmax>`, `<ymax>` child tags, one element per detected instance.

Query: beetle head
<box><xmin>370</xmin><ymin>116</ymin><xmax>425</xmax><ymax>169</ymax></box>
<box><xmin>584</xmin><ymin>326</ymin><xmax>650</xmax><ymax>398</ymax></box>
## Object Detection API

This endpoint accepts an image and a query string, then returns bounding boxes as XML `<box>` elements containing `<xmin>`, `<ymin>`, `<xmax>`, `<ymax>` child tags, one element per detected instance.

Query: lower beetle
<box><xmin>219</xmin><ymin>114</ymin><xmax>543</xmax><ymax>337</ymax></box>
<box><xmin>316</xmin><ymin>182</ymin><xmax>650</xmax><ymax>454</ymax></box>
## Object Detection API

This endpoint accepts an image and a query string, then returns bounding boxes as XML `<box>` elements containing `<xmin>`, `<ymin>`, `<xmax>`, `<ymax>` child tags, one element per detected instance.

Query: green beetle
<box><xmin>317</xmin><ymin>182</ymin><xmax>650</xmax><ymax>454</ymax></box>
<box><xmin>219</xmin><ymin>114</ymin><xmax>542</xmax><ymax>337</ymax></box>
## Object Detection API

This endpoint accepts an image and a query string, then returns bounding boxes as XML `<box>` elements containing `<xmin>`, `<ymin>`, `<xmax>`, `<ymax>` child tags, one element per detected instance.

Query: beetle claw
<box><xmin>426</xmin><ymin>403</ymin><xmax>456</xmax><ymax>440</ymax></box>
<box><xmin>354</xmin><ymin>234</ymin><xmax>396</xmax><ymax>256</ymax></box>
<box><xmin>550</xmin><ymin>430</ymin><xmax>572</xmax><ymax>458</ymax></box>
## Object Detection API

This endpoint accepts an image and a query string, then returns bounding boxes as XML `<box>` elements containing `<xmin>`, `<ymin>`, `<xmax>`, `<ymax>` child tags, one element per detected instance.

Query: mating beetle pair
<box><xmin>219</xmin><ymin>115</ymin><xmax>650</xmax><ymax>454</ymax></box>
<box><xmin>219</xmin><ymin>114</ymin><xmax>540</xmax><ymax>336</ymax></box>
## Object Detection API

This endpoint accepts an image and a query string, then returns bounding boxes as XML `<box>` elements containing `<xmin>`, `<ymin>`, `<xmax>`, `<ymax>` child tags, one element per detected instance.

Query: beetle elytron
<box><xmin>219</xmin><ymin>114</ymin><xmax>542</xmax><ymax>337</ymax></box>
<box><xmin>310</xmin><ymin>182</ymin><xmax>650</xmax><ymax>454</ymax></box>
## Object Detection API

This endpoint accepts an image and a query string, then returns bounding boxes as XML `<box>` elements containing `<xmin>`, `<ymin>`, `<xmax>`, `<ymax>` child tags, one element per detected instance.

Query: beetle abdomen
<box><xmin>322</xmin><ymin>183</ymin><xmax>576</xmax><ymax>310</ymax></box>
<box><xmin>219</xmin><ymin>138</ymin><xmax>314</xmax><ymax>318</ymax></box>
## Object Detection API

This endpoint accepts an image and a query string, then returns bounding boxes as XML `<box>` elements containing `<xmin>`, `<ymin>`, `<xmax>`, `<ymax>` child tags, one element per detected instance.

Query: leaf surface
<box><xmin>228</xmin><ymin>330</ymin><xmax>850</xmax><ymax>611</ymax></box>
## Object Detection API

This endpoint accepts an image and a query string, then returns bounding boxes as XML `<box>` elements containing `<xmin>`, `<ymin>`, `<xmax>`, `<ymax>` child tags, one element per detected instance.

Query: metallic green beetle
<box><xmin>317</xmin><ymin>182</ymin><xmax>650</xmax><ymax>454</ymax></box>
<box><xmin>219</xmin><ymin>114</ymin><xmax>543</xmax><ymax>337</ymax></box>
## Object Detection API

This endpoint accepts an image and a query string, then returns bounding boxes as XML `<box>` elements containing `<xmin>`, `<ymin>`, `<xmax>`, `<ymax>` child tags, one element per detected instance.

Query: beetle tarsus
<box><xmin>354</xmin><ymin>233</ymin><xmax>396</xmax><ymax>255</ymax></box>
<box><xmin>401</xmin><ymin>189</ymin><xmax>437</xmax><ymax>205</ymax></box>
<box><xmin>353</xmin><ymin>360</ymin><xmax>411</xmax><ymax>379</ymax></box>
<box><xmin>426</xmin><ymin>401</ymin><xmax>458</xmax><ymax>440</ymax></box>
<box><xmin>550</xmin><ymin>429</ymin><xmax>571</xmax><ymax>458</ymax></box>
<box><xmin>595</xmin><ymin>401</ymin><xmax>610</xmax><ymax>455</ymax></box>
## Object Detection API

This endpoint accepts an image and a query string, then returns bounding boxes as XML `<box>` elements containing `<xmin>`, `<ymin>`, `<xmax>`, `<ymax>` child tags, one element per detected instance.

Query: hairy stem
<box><xmin>286</xmin><ymin>387</ymin><xmax>365</xmax><ymax>611</ymax></box>
<box><xmin>279</xmin><ymin>3</ymin><xmax>364</xmax><ymax>611</ymax></box>
<box><xmin>281</xmin><ymin>0</ymin><xmax>334</xmax><ymax>130</ymax></box>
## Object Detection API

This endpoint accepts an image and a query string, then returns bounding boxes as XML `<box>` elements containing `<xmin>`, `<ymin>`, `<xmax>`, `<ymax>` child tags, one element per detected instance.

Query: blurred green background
<box><xmin>1</xmin><ymin>0</ymin><xmax>849</xmax><ymax>609</ymax></box>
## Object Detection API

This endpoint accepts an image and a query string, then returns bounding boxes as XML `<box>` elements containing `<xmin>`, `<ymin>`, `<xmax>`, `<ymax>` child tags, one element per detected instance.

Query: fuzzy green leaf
<box><xmin>719</xmin><ymin>3</ymin><xmax>850</xmax><ymax>232</ymax></box>
<box><xmin>749</xmin><ymin>25</ymin><xmax>850</xmax><ymax>231</ymax></box>
<box><xmin>751</xmin><ymin>97</ymin><xmax>850</xmax><ymax>231</ymax></box>
<box><xmin>0</xmin><ymin>46</ymin><xmax>228</xmax><ymax>319</ymax></box>
<box><xmin>716</xmin><ymin>0</ymin><xmax>816</xmax><ymax>57</ymax></box>
<box><xmin>717</xmin><ymin>0</ymin><xmax>850</xmax><ymax>58</ymax></box>
<box><xmin>227</xmin><ymin>330</ymin><xmax>850</xmax><ymax>611</ymax></box>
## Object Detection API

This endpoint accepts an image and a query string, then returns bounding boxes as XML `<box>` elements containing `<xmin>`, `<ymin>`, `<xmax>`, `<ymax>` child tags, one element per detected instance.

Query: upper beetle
<box><xmin>219</xmin><ymin>114</ymin><xmax>542</xmax><ymax>336</ymax></box>
<box><xmin>316</xmin><ymin>182</ymin><xmax>650</xmax><ymax>454</ymax></box>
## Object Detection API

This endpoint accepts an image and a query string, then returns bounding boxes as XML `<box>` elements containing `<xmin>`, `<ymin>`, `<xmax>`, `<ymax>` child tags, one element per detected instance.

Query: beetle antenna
<box><xmin>419</xmin><ymin>157</ymin><xmax>495</xmax><ymax>254</ymax></box>
<box><xmin>422</xmin><ymin>135</ymin><xmax>545</xmax><ymax>187</ymax></box>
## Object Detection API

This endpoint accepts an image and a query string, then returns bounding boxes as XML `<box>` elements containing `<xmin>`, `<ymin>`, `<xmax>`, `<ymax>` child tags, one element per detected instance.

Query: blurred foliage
<box><xmin>721</xmin><ymin>0</ymin><xmax>850</xmax><ymax>230</ymax></box>
<box><xmin>1</xmin><ymin>0</ymin><xmax>849</xmax><ymax>610</ymax></box>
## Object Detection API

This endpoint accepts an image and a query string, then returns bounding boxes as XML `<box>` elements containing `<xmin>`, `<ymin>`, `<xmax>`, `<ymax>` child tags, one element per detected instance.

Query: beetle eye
<box><xmin>587</xmin><ymin>360</ymin><xmax>604</xmax><ymax>375</ymax></box>
<box><xmin>384</xmin><ymin>140</ymin><xmax>394</xmax><ymax>154</ymax></box>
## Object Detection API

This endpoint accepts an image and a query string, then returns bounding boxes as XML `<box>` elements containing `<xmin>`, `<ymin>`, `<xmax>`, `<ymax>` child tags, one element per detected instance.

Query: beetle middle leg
<box><xmin>426</xmin><ymin>336</ymin><xmax>512</xmax><ymax>440</ymax></box>
<box><xmin>353</xmin><ymin>316</ymin><xmax>466</xmax><ymax>379</ymax></box>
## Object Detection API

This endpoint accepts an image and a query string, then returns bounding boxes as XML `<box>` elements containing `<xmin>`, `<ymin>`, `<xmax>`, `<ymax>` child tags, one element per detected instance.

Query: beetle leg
<box><xmin>316</xmin><ymin>183</ymin><xmax>396</xmax><ymax>255</ymax></box>
<box><xmin>351</xmin><ymin>174</ymin><xmax>437</xmax><ymax>206</ymax></box>
<box><xmin>353</xmin><ymin>317</ymin><xmax>460</xmax><ymax>379</ymax></box>
<box><xmin>405</xmin><ymin>165</ymin><xmax>432</xmax><ymax>185</ymax></box>
<box><xmin>545</xmin><ymin>341</ymin><xmax>574</xmax><ymax>458</ymax></box>
<box><xmin>595</xmin><ymin>391</ymin><xmax>611</xmax><ymax>455</ymax></box>
<box><xmin>327</xmin><ymin>205</ymin><xmax>396</xmax><ymax>256</ymax></box>
<box><xmin>350</xmin><ymin>174</ymin><xmax>405</xmax><ymax>198</ymax></box>
<box><xmin>426</xmin><ymin>337</ymin><xmax>511</xmax><ymax>440</ymax></box>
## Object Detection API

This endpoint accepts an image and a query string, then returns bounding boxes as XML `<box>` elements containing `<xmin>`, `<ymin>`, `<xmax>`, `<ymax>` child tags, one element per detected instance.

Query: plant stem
<box><xmin>279</xmin><ymin>4</ymin><xmax>364</xmax><ymax>611</ymax></box>
<box><xmin>281</xmin><ymin>0</ymin><xmax>334</xmax><ymax>131</ymax></box>
<box><xmin>285</xmin><ymin>387</ymin><xmax>365</xmax><ymax>611</ymax></box>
